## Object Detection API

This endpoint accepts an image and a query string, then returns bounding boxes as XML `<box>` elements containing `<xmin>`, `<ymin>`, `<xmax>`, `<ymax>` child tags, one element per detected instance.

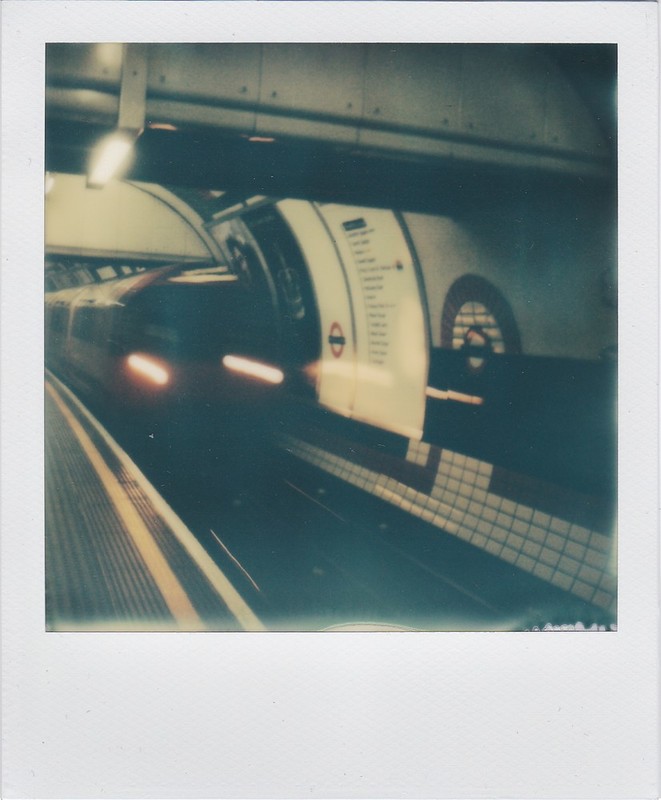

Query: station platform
<box><xmin>45</xmin><ymin>373</ymin><xmax>266</xmax><ymax>632</ymax></box>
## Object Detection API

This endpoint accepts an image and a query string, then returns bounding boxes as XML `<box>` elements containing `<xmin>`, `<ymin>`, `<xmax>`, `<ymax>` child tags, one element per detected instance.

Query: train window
<box><xmin>276</xmin><ymin>267</ymin><xmax>305</xmax><ymax>321</ymax></box>
<box><xmin>226</xmin><ymin>238</ymin><xmax>258</xmax><ymax>288</ymax></box>
<box><xmin>50</xmin><ymin>306</ymin><xmax>68</xmax><ymax>335</ymax></box>
<box><xmin>74</xmin><ymin>268</ymin><xmax>94</xmax><ymax>285</ymax></box>
<box><xmin>124</xmin><ymin>284</ymin><xmax>267</xmax><ymax>362</ymax></box>
<box><xmin>69</xmin><ymin>305</ymin><xmax>107</xmax><ymax>346</ymax></box>
<box><xmin>96</xmin><ymin>266</ymin><xmax>117</xmax><ymax>281</ymax></box>
<box><xmin>71</xmin><ymin>307</ymin><xmax>95</xmax><ymax>340</ymax></box>
<box><xmin>144</xmin><ymin>324</ymin><xmax>180</xmax><ymax>345</ymax></box>
<box><xmin>242</xmin><ymin>206</ymin><xmax>321</xmax><ymax>371</ymax></box>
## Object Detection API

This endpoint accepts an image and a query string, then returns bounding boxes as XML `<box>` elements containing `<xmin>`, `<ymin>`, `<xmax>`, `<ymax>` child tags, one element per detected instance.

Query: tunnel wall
<box><xmin>206</xmin><ymin>197</ymin><xmax>617</xmax><ymax>615</ymax></box>
<box><xmin>281</xmin><ymin>432</ymin><xmax>616</xmax><ymax>612</ymax></box>
<box><xmin>403</xmin><ymin>196</ymin><xmax>616</xmax><ymax>361</ymax></box>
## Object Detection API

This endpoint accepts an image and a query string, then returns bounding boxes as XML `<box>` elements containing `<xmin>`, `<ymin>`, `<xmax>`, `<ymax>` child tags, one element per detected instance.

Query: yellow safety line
<box><xmin>46</xmin><ymin>372</ymin><xmax>267</xmax><ymax>631</ymax></box>
<box><xmin>46</xmin><ymin>381</ymin><xmax>205</xmax><ymax>631</ymax></box>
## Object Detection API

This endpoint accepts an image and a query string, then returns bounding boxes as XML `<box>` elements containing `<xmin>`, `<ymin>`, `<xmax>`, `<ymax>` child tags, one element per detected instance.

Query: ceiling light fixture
<box><xmin>148</xmin><ymin>122</ymin><xmax>178</xmax><ymax>131</ymax></box>
<box><xmin>87</xmin><ymin>131</ymin><xmax>136</xmax><ymax>189</ymax></box>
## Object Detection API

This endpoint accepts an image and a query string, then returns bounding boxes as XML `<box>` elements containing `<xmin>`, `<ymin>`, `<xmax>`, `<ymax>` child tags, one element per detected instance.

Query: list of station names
<box><xmin>314</xmin><ymin>205</ymin><xmax>426</xmax><ymax>436</ymax></box>
<box><xmin>341</xmin><ymin>216</ymin><xmax>404</xmax><ymax>367</ymax></box>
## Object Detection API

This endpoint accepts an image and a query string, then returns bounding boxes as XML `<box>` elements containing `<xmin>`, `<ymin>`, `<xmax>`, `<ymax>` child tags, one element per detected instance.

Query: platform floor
<box><xmin>45</xmin><ymin>373</ymin><xmax>266</xmax><ymax>632</ymax></box>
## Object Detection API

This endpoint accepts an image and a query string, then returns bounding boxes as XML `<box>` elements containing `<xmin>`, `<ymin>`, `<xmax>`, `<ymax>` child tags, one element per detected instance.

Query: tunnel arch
<box><xmin>45</xmin><ymin>173</ymin><xmax>222</xmax><ymax>283</ymax></box>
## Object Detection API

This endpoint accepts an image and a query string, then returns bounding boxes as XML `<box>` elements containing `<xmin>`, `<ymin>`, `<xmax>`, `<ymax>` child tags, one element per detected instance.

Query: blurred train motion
<box><xmin>45</xmin><ymin>263</ymin><xmax>286</xmax><ymax>414</ymax></box>
<box><xmin>45</xmin><ymin>195</ymin><xmax>617</xmax><ymax>611</ymax></box>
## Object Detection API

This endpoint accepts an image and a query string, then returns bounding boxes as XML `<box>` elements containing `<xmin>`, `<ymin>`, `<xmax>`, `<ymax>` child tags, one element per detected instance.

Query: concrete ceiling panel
<box><xmin>362</xmin><ymin>44</ymin><xmax>462</xmax><ymax>133</ymax></box>
<box><xmin>45</xmin><ymin>43</ymin><xmax>615</xmax><ymax>203</ymax></box>
<box><xmin>259</xmin><ymin>44</ymin><xmax>364</xmax><ymax>120</ymax></box>
<box><xmin>146</xmin><ymin>44</ymin><xmax>261</xmax><ymax>107</ymax></box>
<box><xmin>47</xmin><ymin>43</ymin><xmax>123</xmax><ymax>91</ymax></box>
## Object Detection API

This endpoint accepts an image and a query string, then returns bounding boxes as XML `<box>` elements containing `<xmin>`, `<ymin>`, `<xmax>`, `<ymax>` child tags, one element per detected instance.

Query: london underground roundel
<box><xmin>328</xmin><ymin>321</ymin><xmax>346</xmax><ymax>358</ymax></box>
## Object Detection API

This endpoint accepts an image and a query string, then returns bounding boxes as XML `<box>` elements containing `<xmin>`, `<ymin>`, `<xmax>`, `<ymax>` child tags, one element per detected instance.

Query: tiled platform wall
<box><xmin>279</xmin><ymin>433</ymin><xmax>616</xmax><ymax>612</ymax></box>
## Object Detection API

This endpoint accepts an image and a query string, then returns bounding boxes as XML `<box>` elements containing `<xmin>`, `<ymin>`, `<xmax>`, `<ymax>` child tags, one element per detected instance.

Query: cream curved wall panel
<box><xmin>45</xmin><ymin>173</ymin><xmax>211</xmax><ymax>261</ymax></box>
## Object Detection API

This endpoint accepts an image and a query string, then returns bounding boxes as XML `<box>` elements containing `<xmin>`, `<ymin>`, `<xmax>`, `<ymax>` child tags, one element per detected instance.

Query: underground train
<box><xmin>46</xmin><ymin>195</ymin><xmax>618</xmax><ymax>611</ymax></box>
<box><xmin>45</xmin><ymin>263</ymin><xmax>288</xmax><ymax>416</ymax></box>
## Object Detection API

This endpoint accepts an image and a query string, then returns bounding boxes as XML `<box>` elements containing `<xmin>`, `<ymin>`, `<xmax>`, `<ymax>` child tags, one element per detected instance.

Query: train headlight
<box><xmin>222</xmin><ymin>355</ymin><xmax>284</xmax><ymax>385</ymax></box>
<box><xmin>126</xmin><ymin>354</ymin><xmax>170</xmax><ymax>387</ymax></box>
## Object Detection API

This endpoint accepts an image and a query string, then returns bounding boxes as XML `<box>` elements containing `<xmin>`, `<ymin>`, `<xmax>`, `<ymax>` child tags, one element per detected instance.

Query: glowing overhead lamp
<box><xmin>95</xmin><ymin>43</ymin><xmax>123</xmax><ymax>71</ymax></box>
<box><xmin>87</xmin><ymin>131</ymin><xmax>136</xmax><ymax>188</ymax></box>
<box><xmin>87</xmin><ymin>44</ymin><xmax>148</xmax><ymax>188</ymax></box>
<box><xmin>148</xmin><ymin>121</ymin><xmax>178</xmax><ymax>132</ymax></box>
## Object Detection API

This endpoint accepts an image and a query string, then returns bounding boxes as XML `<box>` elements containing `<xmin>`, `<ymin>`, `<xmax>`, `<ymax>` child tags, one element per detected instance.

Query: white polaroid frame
<box><xmin>1</xmin><ymin>2</ymin><xmax>658</xmax><ymax>798</ymax></box>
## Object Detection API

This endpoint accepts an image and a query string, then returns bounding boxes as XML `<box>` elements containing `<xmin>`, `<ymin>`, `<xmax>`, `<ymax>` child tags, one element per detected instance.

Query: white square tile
<box><xmin>564</xmin><ymin>541</ymin><xmax>587</xmax><ymax>562</ymax></box>
<box><xmin>500</xmin><ymin>546</ymin><xmax>518</xmax><ymax>564</ymax></box>
<box><xmin>569</xmin><ymin>524</ymin><xmax>591</xmax><ymax>544</ymax></box>
<box><xmin>546</xmin><ymin>532</ymin><xmax>565</xmax><ymax>552</ymax></box>
<box><xmin>472</xmin><ymin>533</ymin><xmax>488</xmax><ymax>548</ymax></box>
<box><xmin>515</xmin><ymin>505</ymin><xmax>534</xmax><ymax>522</ymax></box>
<box><xmin>469</xmin><ymin>501</ymin><xmax>484</xmax><ymax>517</ymax></box>
<box><xmin>540</xmin><ymin>547</ymin><xmax>560</xmax><ymax>567</ymax></box>
<box><xmin>516</xmin><ymin>554</ymin><xmax>536</xmax><ymax>573</ymax></box>
<box><xmin>584</xmin><ymin>548</ymin><xmax>607</xmax><ymax>570</ymax></box>
<box><xmin>578</xmin><ymin>564</ymin><xmax>601</xmax><ymax>586</ymax></box>
<box><xmin>501</xmin><ymin>499</ymin><xmax>517</xmax><ymax>516</ymax></box>
<box><xmin>593</xmin><ymin>590</ymin><xmax>613</xmax><ymax>609</ymax></box>
<box><xmin>558</xmin><ymin>555</ymin><xmax>580</xmax><ymax>576</ymax></box>
<box><xmin>533</xmin><ymin>563</ymin><xmax>554</xmax><ymax>582</ymax></box>
<box><xmin>590</xmin><ymin>532</ymin><xmax>612</xmax><ymax>553</ymax></box>
<box><xmin>485</xmin><ymin>540</ymin><xmax>502</xmax><ymax>557</ymax></box>
<box><xmin>532</xmin><ymin>510</ymin><xmax>551</xmax><ymax>528</ymax></box>
<box><xmin>551</xmin><ymin>571</ymin><xmax>573</xmax><ymax>591</ymax></box>
<box><xmin>571</xmin><ymin>580</ymin><xmax>595</xmax><ymax>603</ymax></box>
<box><xmin>522</xmin><ymin>540</ymin><xmax>542</xmax><ymax>559</ymax></box>
<box><xmin>496</xmin><ymin>512</ymin><xmax>513</xmax><ymax>530</ymax></box>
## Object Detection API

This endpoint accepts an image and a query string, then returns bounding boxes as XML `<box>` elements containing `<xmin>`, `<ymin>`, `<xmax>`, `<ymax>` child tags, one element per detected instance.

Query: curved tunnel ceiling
<box><xmin>45</xmin><ymin>174</ymin><xmax>222</xmax><ymax>261</ymax></box>
<box><xmin>45</xmin><ymin>43</ymin><xmax>616</xmax><ymax>218</ymax></box>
